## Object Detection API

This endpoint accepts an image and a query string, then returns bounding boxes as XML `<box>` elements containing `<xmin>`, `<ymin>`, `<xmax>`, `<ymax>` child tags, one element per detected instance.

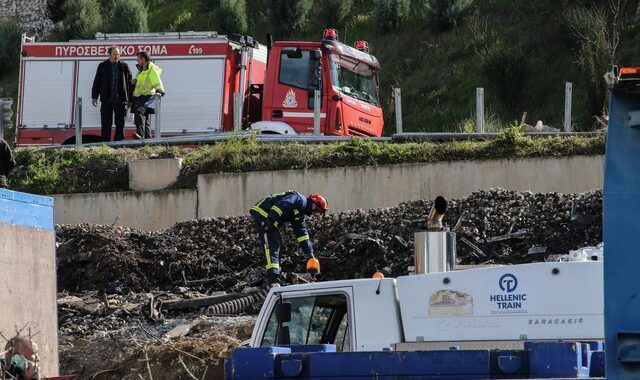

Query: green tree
<box><xmin>268</xmin><ymin>0</ymin><xmax>313</xmax><ymax>37</ymax></box>
<box><xmin>108</xmin><ymin>0</ymin><xmax>148</xmax><ymax>33</ymax></box>
<box><xmin>564</xmin><ymin>5</ymin><xmax>621</xmax><ymax>118</ymax></box>
<box><xmin>0</xmin><ymin>17</ymin><xmax>21</xmax><ymax>76</ymax></box>
<box><xmin>218</xmin><ymin>0</ymin><xmax>248</xmax><ymax>33</ymax></box>
<box><xmin>61</xmin><ymin>0</ymin><xmax>102</xmax><ymax>39</ymax></box>
<box><xmin>315</xmin><ymin>0</ymin><xmax>354</xmax><ymax>28</ymax></box>
<box><xmin>374</xmin><ymin>0</ymin><xmax>409</xmax><ymax>33</ymax></box>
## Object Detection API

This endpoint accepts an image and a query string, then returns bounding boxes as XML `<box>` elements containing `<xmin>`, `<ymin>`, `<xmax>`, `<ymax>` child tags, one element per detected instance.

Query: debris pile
<box><xmin>56</xmin><ymin>188</ymin><xmax>602</xmax><ymax>294</ymax></box>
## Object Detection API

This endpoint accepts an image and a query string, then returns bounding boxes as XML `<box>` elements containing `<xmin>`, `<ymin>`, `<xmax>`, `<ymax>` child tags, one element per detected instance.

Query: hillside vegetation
<box><xmin>1</xmin><ymin>0</ymin><xmax>640</xmax><ymax>136</ymax></box>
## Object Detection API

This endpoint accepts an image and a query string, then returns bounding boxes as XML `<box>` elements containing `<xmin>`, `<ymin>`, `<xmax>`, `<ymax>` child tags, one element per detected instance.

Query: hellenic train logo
<box><xmin>499</xmin><ymin>274</ymin><xmax>518</xmax><ymax>293</ymax></box>
<box><xmin>490</xmin><ymin>273</ymin><xmax>527</xmax><ymax>312</ymax></box>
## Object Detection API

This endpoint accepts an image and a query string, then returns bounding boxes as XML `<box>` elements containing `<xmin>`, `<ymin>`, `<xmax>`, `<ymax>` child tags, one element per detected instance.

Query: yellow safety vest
<box><xmin>133</xmin><ymin>62</ymin><xmax>164</xmax><ymax>96</ymax></box>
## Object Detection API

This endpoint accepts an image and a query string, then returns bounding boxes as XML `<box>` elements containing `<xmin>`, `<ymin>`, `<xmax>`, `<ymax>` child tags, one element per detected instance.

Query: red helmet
<box><xmin>309</xmin><ymin>194</ymin><xmax>328</xmax><ymax>214</ymax></box>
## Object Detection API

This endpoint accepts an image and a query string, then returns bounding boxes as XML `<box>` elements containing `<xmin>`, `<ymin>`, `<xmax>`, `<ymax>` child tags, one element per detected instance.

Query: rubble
<box><xmin>56</xmin><ymin>188</ymin><xmax>602</xmax><ymax>294</ymax></box>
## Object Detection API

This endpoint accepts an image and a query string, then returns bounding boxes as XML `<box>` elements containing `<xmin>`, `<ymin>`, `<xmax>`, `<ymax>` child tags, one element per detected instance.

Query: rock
<box><xmin>164</xmin><ymin>322</ymin><xmax>198</xmax><ymax>339</ymax></box>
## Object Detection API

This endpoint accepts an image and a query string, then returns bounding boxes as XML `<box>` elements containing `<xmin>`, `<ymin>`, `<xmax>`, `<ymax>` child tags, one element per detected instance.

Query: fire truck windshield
<box><xmin>329</xmin><ymin>54</ymin><xmax>379</xmax><ymax>107</ymax></box>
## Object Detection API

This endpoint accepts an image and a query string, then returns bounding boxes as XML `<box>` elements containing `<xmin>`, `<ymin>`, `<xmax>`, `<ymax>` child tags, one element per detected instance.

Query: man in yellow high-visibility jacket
<box><xmin>131</xmin><ymin>51</ymin><xmax>165</xmax><ymax>139</ymax></box>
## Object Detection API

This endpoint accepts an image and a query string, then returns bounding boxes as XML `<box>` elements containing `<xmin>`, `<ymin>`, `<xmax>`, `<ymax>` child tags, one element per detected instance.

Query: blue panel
<box><xmin>225</xmin><ymin>343</ymin><xmax>607</xmax><ymax>379</ymax></box>
<box><xmin>0</xmin><ymin>189</ymin><xmax>54</xmax><ymax>230</ymax></box>
<box><xmin>526</xmin><ymin>342</ymin><xmax>584</xmax><ymax>378</ymax></box>
<box><xmin>225</xmin><ymin>347</ymin><xmax>291</xmax><ymax>380</ymax></box>
<box><xmin>273</xmin><ymin>350</ymin><xmax>493</xmax><ymax>379</ymax></box>
<box><xmin>604</xmin><ymin>91</ymin><xmax>640</xmax><ymax>379</ymax></box>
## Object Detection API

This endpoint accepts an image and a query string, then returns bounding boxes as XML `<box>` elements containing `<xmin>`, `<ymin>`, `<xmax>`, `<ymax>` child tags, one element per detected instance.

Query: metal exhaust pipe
<box><xmin>414</xmin><ymin>196</ymin><xmax>456</xmax><ymax>274</ymax></box>
<box><xmin>427</xmin><ymin>196</ymin><xmax>447</xmax><ymax>231</ymax></box>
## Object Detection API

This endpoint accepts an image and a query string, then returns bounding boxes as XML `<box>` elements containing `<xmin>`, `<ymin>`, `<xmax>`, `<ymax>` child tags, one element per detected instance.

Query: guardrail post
<box><xmin>313</xmin><ymin>90</ymin><xmax>321</xmax><ymax>135</ymax></box>
<box><xmin>233</xmin><ymin>92</ymin><xmax>242</xmax><ymax>131</ymax></box>
<box><xmin>394</xmin><ymin>87</ymin><xmax>403</xmax><ymax>134</ymax></box>
<box><xmin>476</xmin><ymin>87</ymin><xmax>484</xmax><ymax>133</ymax></box>
<box><xmin>564</xmin><ymin>82</ymin><xmax>573</xmax><ymax>132</ymax></box>
<box><xmin>75</xmin><ymin>97</ymin><xmax>82</xmax><ymax>146</ymax></box>
<box><xmin>154</xmin><ymin>96</ymin><xmax>162</xmax><ymax>138</ymax></box>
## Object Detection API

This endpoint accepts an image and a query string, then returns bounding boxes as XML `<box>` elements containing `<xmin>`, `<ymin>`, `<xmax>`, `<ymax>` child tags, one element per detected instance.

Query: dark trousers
<box><xmin>134</xmin><ymin>112</ymin><xmax>151</xmax><ymax>138</ymax></box>
<box><xmin>250</xmin><ymin>211</ymin><xmax>282</xmax><ymax>276</ymax></box>
<box><xmin>100</xmin><ymin>102</ymin><xmax>126</xmax><ymax>142</ymax></box>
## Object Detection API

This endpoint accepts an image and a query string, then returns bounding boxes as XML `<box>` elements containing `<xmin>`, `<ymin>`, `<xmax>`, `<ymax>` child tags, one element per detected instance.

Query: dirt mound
<box><xmin>56</xmin><ymin>189</ymin><xmax>602</xmax><ymax>293</ymax></box>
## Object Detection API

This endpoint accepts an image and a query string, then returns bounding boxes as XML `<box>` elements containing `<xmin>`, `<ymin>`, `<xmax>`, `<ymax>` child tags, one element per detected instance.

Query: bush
<box><xmin>269</xmin><ymin>0</ymin><xmax>313</xmax><ymax>37</ymax></box>
<box><xmin>425</xmin><ymin>0</ymin><xmax>474</xmax><ymax>32</ymax></box>
<box><xmin>108</xmin><ymin>0</ymin><xmax>148</xmax><ymax>33</ymax></box>
<box><xmin>315</xmin><ymin>0</ymin><xmax>354</xmax><ymax>28</ymax></box>
<box><xmin>61</xmin><ymin>0</ymin><xmax>103</xmax><ymax>39</ymax></box>
<box><xmin>374</xmin><ymin>0</ymin><xmax>409</xmax><ymax>33</ymax></box>
<box><xmin>0</xmin><ymin>17</ymin><xmax>21</xmax><ymax>75</ymax></box>
<box><xmin>217</xmin><ymin>0</ymin><xmax>248</xmax><ymax>34</ymax></box>
<box><xmin>481</xmin><ymin>42</ymin><xmax>529</xmax><ymax>112</ymax></box>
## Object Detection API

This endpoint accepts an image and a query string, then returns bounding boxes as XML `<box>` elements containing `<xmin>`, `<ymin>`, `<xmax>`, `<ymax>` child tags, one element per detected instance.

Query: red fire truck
<box><xmin>16</xmin><ymin>29</ymin><xmax>384</xmax><ymax>146</ymax></box>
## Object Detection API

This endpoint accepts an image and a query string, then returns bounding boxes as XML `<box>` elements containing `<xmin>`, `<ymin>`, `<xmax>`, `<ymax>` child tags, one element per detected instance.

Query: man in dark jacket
<box><xmin>91</xmin><ymin>46</ymin><xmax>133</xmax><ymax>142</ymax></box>
<box><xmin>0</xmin><ymin>138</ymin><xmax>15</xmax><ymax>189</ymax></box>
<box><xmin>250</xmin><ymin>191</ymin><xmax>328</xmax><ymax>285</ymax></box>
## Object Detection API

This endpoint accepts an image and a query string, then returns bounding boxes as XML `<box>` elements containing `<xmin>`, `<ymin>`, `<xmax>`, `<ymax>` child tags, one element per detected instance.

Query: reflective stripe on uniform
<box><xmin>271</xmin><ymin>205</ymin><xmax>283</xmax><ymax>216</ymax></box>
<box><xmin>293</xmin><ymin>209</ymin><xmax>300</xmax><ymax>215</ymax></box>
<box><xmin>273</xmin><ymin>221</ymin><xmax>279</xmax><ymax>228</ymax></box>
<box><xmin>263</xmin><ymin>233</ymin><xmax>280</xmax><ymax>271</ymax></box>
<box><xmin>251</xmin><ymin>205</ymin><xmax>268</xmax><ymax>218</ymax></box>
<box><xmin>297</xmin><ymin>234</ymin><xmax>309</xmax><ymax>243</ymax></box>
<box><xmin>264</xmin><ymin>243</ymin><xmax>271</xmax><ymax>265</ymax></box>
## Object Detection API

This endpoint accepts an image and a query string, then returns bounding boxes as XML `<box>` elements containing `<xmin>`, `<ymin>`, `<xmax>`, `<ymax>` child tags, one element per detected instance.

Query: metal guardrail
<box><xmin>42</xmin><ymin>132</ymin><xmax>391</xmax><ymax>149</ymax></box>
<box><xmin>40</xmin><ymin>130</ymin><xmax>604</xmax><ymax>150</ymax></box>
<box><xmin>391</xmin><ymin>131</ymin><xmax>603</xmax><ymax>141</ymax></box>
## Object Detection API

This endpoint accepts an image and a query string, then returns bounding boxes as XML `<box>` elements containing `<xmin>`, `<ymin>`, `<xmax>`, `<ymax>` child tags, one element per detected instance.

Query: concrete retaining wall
<box><xmin>54</xmin><ymin>155</ymin><xmax>604</xmax><ymax>230</ymax></box>
<box><xmin>53</xmin><ymin>189</ymin><xmax>197</xmax><ymax>231</ymax></box>
<box><xmin>0</xmin><ymin>190</ymin><xmax>58</xmax><ymax>376</ymax></box>
<box><xmin>198</xmin><ymin>155</ymin><xmax>604</xmax><ymax>217</ymax></box>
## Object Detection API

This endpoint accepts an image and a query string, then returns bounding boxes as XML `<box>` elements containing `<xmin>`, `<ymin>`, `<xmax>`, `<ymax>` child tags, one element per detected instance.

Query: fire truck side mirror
<box><xmin>283</xmin><ymin>47</ymin><xmax>302</xmax><ymax>59</ymax></box>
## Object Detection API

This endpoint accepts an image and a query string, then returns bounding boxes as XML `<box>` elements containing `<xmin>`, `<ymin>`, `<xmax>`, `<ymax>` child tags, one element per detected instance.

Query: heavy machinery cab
<box><xmin>607</xmin><ymin>66</ymin><xmax>640</xmax><ymax>93</ymax></box>
<box><xmin>260</xmin><ymin>30</ymin><xmax>383</xmax><ymax>137</ymax></box>
<box><xmin>250</xmin><ymin>261</ymin><xmax>604</xmax><ymax>353</ymax></box>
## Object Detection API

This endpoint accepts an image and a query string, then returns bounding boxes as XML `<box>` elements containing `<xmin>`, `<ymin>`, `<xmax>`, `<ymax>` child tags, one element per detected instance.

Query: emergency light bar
<box><xmin>354</xmin><ymin>41</ymin><xmax>369</xmax><ymax>52</ymax></box>
<box><xmin>324</xmin><ymin>28</ymin><xmax>338</xmax><ymax>41</ymax></box>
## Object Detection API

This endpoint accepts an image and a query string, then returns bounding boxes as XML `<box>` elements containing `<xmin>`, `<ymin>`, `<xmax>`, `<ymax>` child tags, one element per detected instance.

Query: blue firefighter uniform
<box><xmin>250</xmin><ymin>191</ymin><xmax>315</xmax><ymax>276</ymax></box>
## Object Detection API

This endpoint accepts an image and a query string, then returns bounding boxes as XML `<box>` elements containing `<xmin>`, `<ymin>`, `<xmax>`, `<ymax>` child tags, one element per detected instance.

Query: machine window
<box><xmin>260</xmin><ymin>293</ymin><xmax>350</xmax><ymax>351</ymax></box>
<box><xmin>279</xmin><ymin>50</ymin><xmax>311</xmax><ymax>89</ymax></box>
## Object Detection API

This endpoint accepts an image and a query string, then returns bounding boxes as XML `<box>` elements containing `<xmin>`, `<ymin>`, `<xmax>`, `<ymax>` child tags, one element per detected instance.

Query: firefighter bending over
<box><xmin>250</xmin><ymin>191</ymin><xmax>328</xmax><ymax>285</ymax></box>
